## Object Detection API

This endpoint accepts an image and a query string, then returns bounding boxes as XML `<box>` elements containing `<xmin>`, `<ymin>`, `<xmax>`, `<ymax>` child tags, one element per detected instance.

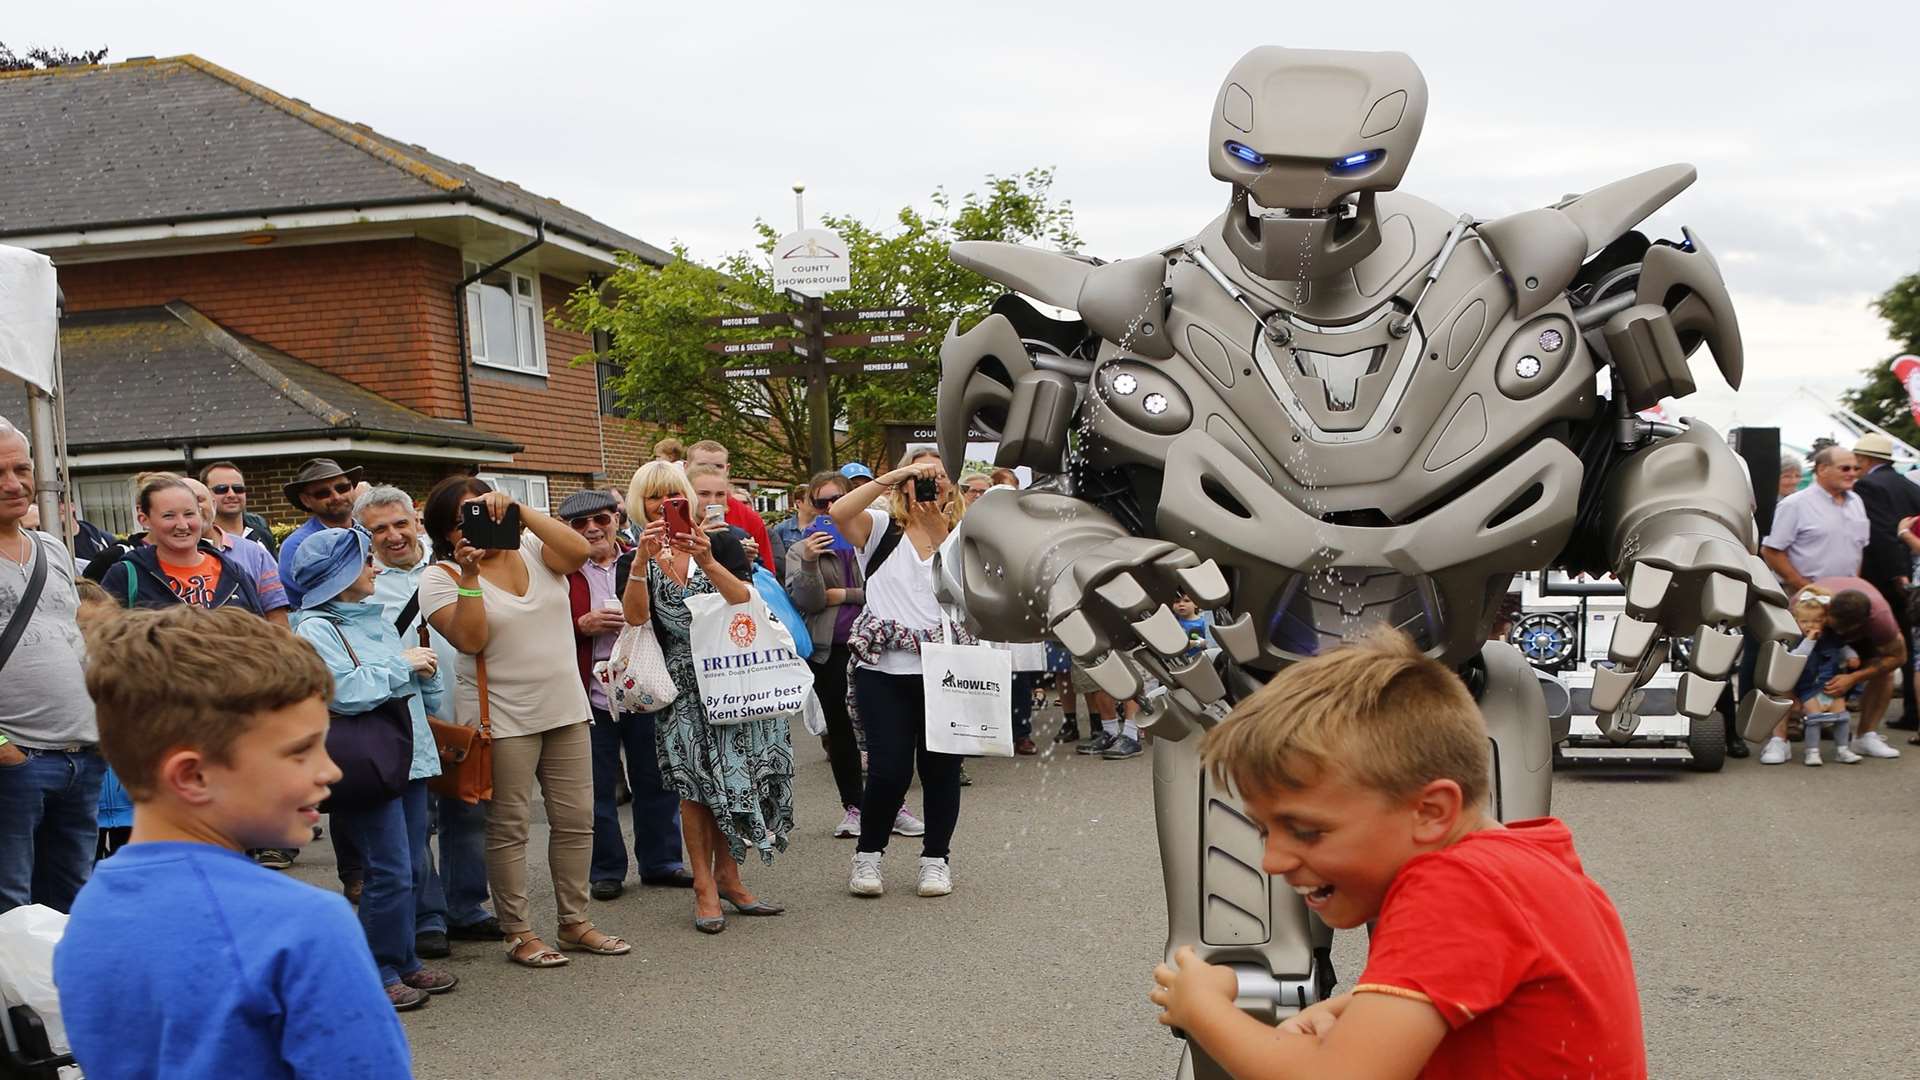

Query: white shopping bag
<box><xmin>686</xmin><ymin>587</ymin><xmax>815</xmax><ymax>726</ymax></box>
<box><xmin>800</xmin><ymin>689</ymin><xmax>828</xmax><ymax>737</ymax></box>
<box><xmin>596</xmin><ymin>620</ymin><xmax>677</xmax><ymax>714</ymax></box>
<box><xmin>922</xmin><ymin>616</ymin><xmax>1015</xmax><ymax>757</ymax></box>
<box><xmin>0</xmin><ymin>904</ymin><xmax>69</xmax><ymax>1057</ymax></box>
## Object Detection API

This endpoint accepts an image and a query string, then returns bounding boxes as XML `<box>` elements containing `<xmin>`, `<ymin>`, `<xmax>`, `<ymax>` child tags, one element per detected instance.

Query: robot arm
<box><xmin>935</xmin><ymin>489</ymin><xmax>1246</xmax><ymax>742</ymax></box>
<box><xmin>1593</xmin><ymin>421</ymin><xmax>1804</xmax><ymax>742</ymax></box>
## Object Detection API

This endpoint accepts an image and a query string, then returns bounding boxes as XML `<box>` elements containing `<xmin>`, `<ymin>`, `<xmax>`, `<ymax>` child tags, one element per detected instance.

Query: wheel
<box><xmin>1686</xmin><ymin>710</ymin><xmax>1726</xmax><ymax>772</ymax></box>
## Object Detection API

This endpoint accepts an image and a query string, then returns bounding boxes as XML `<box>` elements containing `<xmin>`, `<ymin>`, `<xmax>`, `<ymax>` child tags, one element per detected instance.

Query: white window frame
<box><xmin>75</xmin><ymin>473</ymin><xmax>137</xmax><ymax>538</ymax></box>
<box><xmin>463</xmin><ymin>259</ymin><xmax>548</xmax><ymax>375</ymax></box>
<box><xmin>478</xmin><ymin>472</ymin><xmax>550</xmax><ymax>514</ymax></box>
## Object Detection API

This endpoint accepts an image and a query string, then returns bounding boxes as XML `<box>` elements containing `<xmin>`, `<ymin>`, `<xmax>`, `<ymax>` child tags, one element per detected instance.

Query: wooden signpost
<box><xmin>704</xmin><ymin>294</ymin><xmax>929</xmax><ymax>472</ymax></box>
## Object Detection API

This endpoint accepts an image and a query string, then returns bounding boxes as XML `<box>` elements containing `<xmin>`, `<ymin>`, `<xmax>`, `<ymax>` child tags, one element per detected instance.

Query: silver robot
<box><xmin>931</xmin><ymin>47</ymin><xmax>1805</xmax><ymax>1079</ymax></box>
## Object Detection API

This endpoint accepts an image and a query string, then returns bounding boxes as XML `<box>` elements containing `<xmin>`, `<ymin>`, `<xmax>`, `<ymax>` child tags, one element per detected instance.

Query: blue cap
<box><xmin>288</xmin><ymin>527</ymin><xmax>373</xmax><ymax>609</ymax></box>
<box><xmin>839</xmin><ymin>462</ymin><xmax>876</xmax><ymax>481</ymax></box>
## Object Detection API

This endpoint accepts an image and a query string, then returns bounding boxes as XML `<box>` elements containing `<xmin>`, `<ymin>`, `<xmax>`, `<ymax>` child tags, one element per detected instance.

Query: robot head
<box><xmin>1210</xmin><ymin>47</ymin><xmax>1428</xmax><ymax>283</ymax></box>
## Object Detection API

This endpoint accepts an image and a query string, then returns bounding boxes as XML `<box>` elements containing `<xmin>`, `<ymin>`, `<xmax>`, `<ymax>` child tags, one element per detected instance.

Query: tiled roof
<box><xmin>0</xmin><ymin>55</ymin><xmax>670</xmax><ymax>263</ymax></box>
<box><xmin>0</xmin><ymin>303</ymin><xmax>521</xmax><ymax>455</ymax></box>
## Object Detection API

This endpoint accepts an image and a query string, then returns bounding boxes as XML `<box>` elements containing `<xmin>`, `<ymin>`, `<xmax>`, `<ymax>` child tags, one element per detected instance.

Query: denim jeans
<box><xmin>331</xmin><ymin>793</ymin><xmax>422</xmax><ymax>985</ymax></box>
<box><xmin>0</xmin><ymin>748</ymin><xmax>105</xmax><ymax>914</ymax></box>
<box><xmin>589</xmin><ymin>707</ymin><xmax>684</xmax><ymax>883</ymax></box>
<box><xmin>435</xmin><ymin>793</ymin><xmax>492</xmax><ymax>927</ymax></box>
<box><xmin>401</xmin><ymin>781</ymin><xmax>446</xmax><ymax>936</ymax></box>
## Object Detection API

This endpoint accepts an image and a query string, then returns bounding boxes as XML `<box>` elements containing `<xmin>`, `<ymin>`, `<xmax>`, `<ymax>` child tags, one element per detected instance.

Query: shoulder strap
<box><xmin>394</xmin><ymin>589</ymin><xmax>421</xmax><ymax>636</ymax></box>
<box><xmin>435</xmin><ymin>561</ymin><xmax>490</xmax><ymax>738</ymax></box>
<box><xmin>0</xmin><ymin>533</ymin><xmax>52</xmax><ymax>675</ymax></box>
<box><xmin>865</xmin><ymin>523</ymin><xmax>905</xmax><ymax>579</ymax></box>
<box><xmin>123</xmin><ymin>559</ymin><xmax>138</xmax><ymax>606</ymax></box>
<box><xmin>313</xmin><ymin>614</ymin><xmax>361</xmax><ymax>668</ymax></box>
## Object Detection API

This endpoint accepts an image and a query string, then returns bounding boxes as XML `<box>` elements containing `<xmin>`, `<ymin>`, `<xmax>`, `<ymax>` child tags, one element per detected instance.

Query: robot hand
<box><xmin>1596</xmin><ymin>422</ymin><xmax>1805</xmax><ymax>743</ymax></box>
<box><xmin>935</xmin><ymin>489</ymin><xmax>1249</xmax><ymax>738</ymax></box>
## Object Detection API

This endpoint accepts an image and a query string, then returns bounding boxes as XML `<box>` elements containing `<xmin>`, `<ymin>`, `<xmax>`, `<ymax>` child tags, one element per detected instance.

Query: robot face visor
<box><xmin>1225</xmin><ymin>188</ymin><xmax>1379</xmax><ymax>281</ymax></box>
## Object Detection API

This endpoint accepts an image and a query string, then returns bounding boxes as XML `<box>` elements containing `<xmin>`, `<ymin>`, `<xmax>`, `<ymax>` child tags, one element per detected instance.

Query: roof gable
<box><xmin>0</xmin><ymin>56</ymin><xmax>667</xmax><ymax>262</ymax></box>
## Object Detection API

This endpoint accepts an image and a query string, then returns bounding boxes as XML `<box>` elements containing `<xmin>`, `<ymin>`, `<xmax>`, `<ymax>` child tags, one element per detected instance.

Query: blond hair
<box><xmin>628</xmin><ymin>460</ymin><xmax>695</xmax><ymax>517</ymax></box>
<box><xmin>1201</xmin><ymin>628</ymin><xmax>1489</xmax><ymax>807</ymax></box>
<box><xmin>685</xmin><ymin>461</ymin><xmax>729</xmax><ymax>488</ymax></box>
<box><xmin>85</xmin><ymin>607</ymin><xmax>332</xmax><ymax>800</ymax></box>
<box><xmin>652</xmin><ymin>436</ymin><xmax>685</xmax><ymax>462</ymax></box>
<box><xmin>886</xmin><ymin>448</ymin><xmax>965</xmax><ymax>528</ymax></box>
<box><xmin>1790</xmin><ymin>583</ymin><xmax>1835</xmax><ymax>624</ymax></box>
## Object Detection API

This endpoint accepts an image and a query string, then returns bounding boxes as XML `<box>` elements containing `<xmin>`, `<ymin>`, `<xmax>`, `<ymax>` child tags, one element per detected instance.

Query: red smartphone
<box><xmin>662</xmin><ymin>496</ymin><xmax>692</xmax><ymax>538</ymax></box>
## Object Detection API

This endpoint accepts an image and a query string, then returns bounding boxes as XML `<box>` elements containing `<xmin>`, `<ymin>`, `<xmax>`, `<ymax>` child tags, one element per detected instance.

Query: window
<box><xmin>478</xmin><ymin>472</ymin><xmax>550</xmax><ymax>513</ymax></box>
<box><xmin>464</xmin><ymin>261</ymin><xmax>547</xmax><ymax>374</ymax></box>
<box><xmin>74</xmin><ymin>474</ymin><xmax>137</xmax><ymax>538</ymax></box>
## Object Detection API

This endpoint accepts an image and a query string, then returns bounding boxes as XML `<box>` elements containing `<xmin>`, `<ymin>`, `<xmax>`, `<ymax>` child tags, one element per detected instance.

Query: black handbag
<box><xmin>313</xmin><ymin>620</ymin><xmax>415</xmax><ymax>812</ymax></box>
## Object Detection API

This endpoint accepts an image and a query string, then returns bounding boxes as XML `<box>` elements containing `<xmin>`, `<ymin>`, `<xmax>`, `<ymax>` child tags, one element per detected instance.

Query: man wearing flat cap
<box><xmin>276</xmin><ymin>458</ymin><xmax>366</xmax><ymax>608</ymax></box>
<box><xmin>559</xmin><ymin>490</ymin><xmax>691</xmax><ymax>899</ymax></box>
<box><xmin>1850</xmin><ymin>433</ymin><xmax>1920</xmax><ymax>731</ymax></box>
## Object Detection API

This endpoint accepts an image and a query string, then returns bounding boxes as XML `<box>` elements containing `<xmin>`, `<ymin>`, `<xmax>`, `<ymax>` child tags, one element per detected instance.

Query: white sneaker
<box><xmin>916</xmin><ymin>856</ymin><xmax>953</xmax><ymax>897</ymax></box>
<box><xmin>891</xmin><ymin>807</ymin><xmax>927</xmax><ymax>837</ymax></box>
<box><xmin>849</xmin><ymin>852</ymin><xmax>884</xmax><ymax>897</ymax></box>
<box><xmin>1833</xmin><ymin>744</ymin><xmax>1864</xmax><ymax>764</ymax></box>
<box><xmin>1758</xmin><ymin>736</ymin><xmax>1790</xmax><ymax>765</ymax></box>
<box><xmin>1804</xmin><ymin>747</ymin><xmax>1822</xmax><ymax>767</ymax></box>
<box><xmin>833</xmin><ymin>806</ymin><xmax>861</xmax><ymax>838</ymax></box>
<box><xmin>1851</xmin><ymin>731</ymin><xmax>1903</xmax><ymax>759</ymax></box>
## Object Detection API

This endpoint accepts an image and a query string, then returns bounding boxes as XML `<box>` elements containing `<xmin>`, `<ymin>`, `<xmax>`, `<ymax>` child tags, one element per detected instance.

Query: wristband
<box><xmin>0</xmin><ymin>732</ymin><xmax>10</xmax><ymax>749</ymax></box>
<box><xmin>457</xmin><ymin>587</ymin><xmax>485</xmax><ymax>598</ymax></box>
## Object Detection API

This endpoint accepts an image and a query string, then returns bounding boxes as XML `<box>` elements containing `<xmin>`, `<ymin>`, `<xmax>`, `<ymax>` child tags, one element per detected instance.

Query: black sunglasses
<box><xmin>811</xmin><ymin>494</ymin><xmax>844</xmax><ymax>511</ymax></box>
<box><xmin>567</xmin><ymin>512</ymin><xmax>618</xmax><ymax>529</ymax></box>
<box><xmin>309</xmin><ymin>480</ymin><xmax>355</xmax><ymax>497</ymax></box>
<box><xmin>210</xmin><ymin>483</ymin><xmax>247</xmax><ymax>495</ymax></box>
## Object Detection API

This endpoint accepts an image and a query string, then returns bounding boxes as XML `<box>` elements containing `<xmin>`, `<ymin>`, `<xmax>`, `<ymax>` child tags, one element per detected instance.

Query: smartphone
<box><xmin>702</xmin><ymin>503</ymin><xmax>727</xmax><ymax>527</ymax></box>
<box><xmin>662</xmin><ymin>496</ymin><xmax>693</xmax><ymax>538</ymax></box>
<box><xmin>913</xmin><ymin>475</ymin><xmax>938</xmax><ymax>503</ymax></box>
<box><xmin>806</xmin><ymin>517</ymin><xmax>845</xmax><ymax>547</ymax></box>
<box><xmin>460</xmin><ymin>501</ymin><xmax>522</xmax><ymax>550</ymax></box>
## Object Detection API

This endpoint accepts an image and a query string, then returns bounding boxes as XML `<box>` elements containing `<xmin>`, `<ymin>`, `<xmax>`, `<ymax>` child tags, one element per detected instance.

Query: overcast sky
<box><xmin>17</xmin><ymin>0</ymin><xmax>1920</xmax><ymax>447</ymax></box>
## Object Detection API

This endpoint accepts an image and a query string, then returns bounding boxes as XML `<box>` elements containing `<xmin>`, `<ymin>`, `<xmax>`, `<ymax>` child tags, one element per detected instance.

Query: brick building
<box><xmin>0</xmin><ymin>54</ymin><xmax>675</xmax><ymax>531</ymax></box>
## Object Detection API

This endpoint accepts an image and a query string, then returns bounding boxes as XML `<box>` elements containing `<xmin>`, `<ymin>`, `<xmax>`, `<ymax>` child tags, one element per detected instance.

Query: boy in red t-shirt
<box><xmin>1149</xmin><ymin>628</ymin><xmax>1645</xmax><ymax>1079</ymax></box>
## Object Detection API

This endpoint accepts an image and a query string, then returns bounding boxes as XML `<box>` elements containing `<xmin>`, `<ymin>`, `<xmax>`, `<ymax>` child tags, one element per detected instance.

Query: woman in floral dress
<box><xmin>619</xmin><ymin>462</ymin><xmax>794</xmax><ymax>933</ymax></box>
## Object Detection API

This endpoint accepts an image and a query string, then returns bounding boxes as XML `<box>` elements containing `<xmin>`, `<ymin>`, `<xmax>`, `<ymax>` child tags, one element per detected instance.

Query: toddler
<box><xmin>1789</xmin><ymin>588</ymin><xmax>1863</xmax><ymax>765</ymax></box>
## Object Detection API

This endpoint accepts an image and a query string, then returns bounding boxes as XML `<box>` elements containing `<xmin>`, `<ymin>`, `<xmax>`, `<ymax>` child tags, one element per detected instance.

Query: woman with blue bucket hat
<box><xmin>288</xmin><ymin>526</ymin><xmax>458</xmax><ymax>1012</ymax></box>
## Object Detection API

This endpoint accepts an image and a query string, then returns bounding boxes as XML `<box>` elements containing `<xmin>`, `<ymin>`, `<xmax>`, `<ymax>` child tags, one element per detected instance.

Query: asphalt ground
<box><xmin>288</xmin><ymin>714</ymin><xmax>1920</xmax><ymax>1079</ymax></box>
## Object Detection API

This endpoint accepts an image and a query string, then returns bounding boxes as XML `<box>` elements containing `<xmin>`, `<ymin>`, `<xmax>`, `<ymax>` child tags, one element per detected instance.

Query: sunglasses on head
<box><xmin>209</xmin><ymin>483</ymin><xmax>247</xmax><ymax>495</ymax></box>
<box><xmin>811</xmin><ymin>494</ymin><xmax>843</xmax><ymax>511</ymax></box>
<box><xmin>567</xmin><ymin>512</ymin><xmax>618</xmax><ymax>530</ymax></box>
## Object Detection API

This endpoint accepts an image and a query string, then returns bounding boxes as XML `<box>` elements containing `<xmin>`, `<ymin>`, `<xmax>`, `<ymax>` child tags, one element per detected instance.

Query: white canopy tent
<box><xmin>0</xmin><ymin>243</ymin><xmax>73</xmax><ymax>552</ymax></box>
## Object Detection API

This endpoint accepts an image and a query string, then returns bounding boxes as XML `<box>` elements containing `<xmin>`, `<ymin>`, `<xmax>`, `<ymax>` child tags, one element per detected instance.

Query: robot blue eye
<box><xmin>1330</xmin><ymin>149</ymin><xmax>1382</xmax><ymax>172</ymax></box>
<box><xmin>1223</xmin><ymin>141</ymin><xmax>1267</xmax><ymax>167</ymax></box>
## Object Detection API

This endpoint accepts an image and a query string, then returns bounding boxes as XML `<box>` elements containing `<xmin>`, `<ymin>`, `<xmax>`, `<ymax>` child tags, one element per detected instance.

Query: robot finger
<box><xmin>1132</xmin><ymin>604</ymin><xmax>1192</xmax><ymax>657</ymax></box>
<box><xmin>1752</xmin><ymin>638</ymin><xmax>1807</xmax><ymax>699</ymax></box>
<box><xmin>1162</xmin><ymin>651</ymin><xmax>1228</xmax><ymax>705</ymax></box>
<box><xmin>1697</xmin><ymin>572</ymin><xmax>1747</xmax><ymax>625</ymax></box>
<box><xmin>1051</xmin><ymin>608</ymin><xmax>1104</xmax><ymax>659</ymax></box>
<box><xmin>1210</xmin><ymin>612</ymin><xmax>1262</xmax><ymax>665</ymax></box>
<box><xmin>1094</xmin><ymin>573</ymin><xmax>1155</xmax><ymax>619</ymax></box>
<box><xmin>1173</xmin><ymin>558</ymin><xmax>1231</xmax><ymax>608</ymax></box>
<box><xmin>1686</xmin><ymin>624</ymin><xmax>1741</xmax><ymax>679</ymax></box>
<box><xmin>1743</xmin><ymin>599</ymin><xmax>1798</xmax><ymax>648</ymax></box>
<box><xmin>1674</xmin><ymin>672</ymin><xmax>1724</xmax><ymax>718</ymax></box>
<box><xmin>1735</xmin><ymin>688</ymin><xmax>1792</xmax><ymax>743</ymax></box>
<box><xmin>1623</xmin><ymin>562</ymin><xmax>1674</xmax><ymax>619</ymax></box>
<box><xmin>1085</xmin><ymin>652</ymin><xmax>1143</xmax><ymax>700</ymax></box>
<box><xmin>1743</xmin><ymin>554</ymin><xmax>1788</xmax><ymax>607</ymax></box>
<box><xmin>1588</xmin><ymin>660</ymin><xmax>1640</xmax><ymax>714</ymax></box>
<box><xmin>1607</xmin><ymin>615</ymin><xmax>1659</xmax><ymax>667</ymax></box>
<box><xmin>1068</xmin><ymin>537</ymin><xmax>1180</xmax><ymax>598</ymax></box>
<box><xmin>1687</xmin><ymin>536</ymin><xmax>1752</xmax><ymax>580</ymax></box>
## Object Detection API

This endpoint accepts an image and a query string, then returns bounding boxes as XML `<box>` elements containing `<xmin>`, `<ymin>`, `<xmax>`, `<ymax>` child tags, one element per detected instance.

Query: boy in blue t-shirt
<box><xmin>54</xmin><ymin>606</ymin><xmax>411</xmax><ymax>1079</ymax></box>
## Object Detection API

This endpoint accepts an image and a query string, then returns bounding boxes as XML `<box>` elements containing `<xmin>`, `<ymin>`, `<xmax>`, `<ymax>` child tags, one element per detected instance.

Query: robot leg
<box><xmin>1475</xmin><ymin>640</ymin><xmax>1555</xmax><ymax>821</ymax></box>
<box><xmin>1152</xmin><ymin>731</ymin><xmax>1329</xmax><ymax>1079</ymax></box>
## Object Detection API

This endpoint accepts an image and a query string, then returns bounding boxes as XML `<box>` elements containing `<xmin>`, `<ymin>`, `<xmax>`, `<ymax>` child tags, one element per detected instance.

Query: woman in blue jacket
<box><xmin>99</xmin><ymin>475</ymin><xmax>265</xmax><ymax>615</ymax></box>
<box><xmin>288</xmin><ymin>527</ymin><xmax>457</xmax><ymax>1012</ymax></box>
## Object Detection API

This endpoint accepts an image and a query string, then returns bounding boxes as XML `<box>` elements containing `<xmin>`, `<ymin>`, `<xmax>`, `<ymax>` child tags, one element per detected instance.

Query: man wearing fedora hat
<box><xmin>276</xmin><ymin>458</ymin><xmax>366</xmax><ymax>608</ymax></box>
<box><xmin>1850</xmin><ymin>432</ymin><xmax>1920</xmax><ymax>732</ymax></box>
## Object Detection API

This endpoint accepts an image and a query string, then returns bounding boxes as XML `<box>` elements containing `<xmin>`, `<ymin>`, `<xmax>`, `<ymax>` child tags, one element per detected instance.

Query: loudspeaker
<box><xmin>1730</xmin><ymin>426</ymin><xmax>1782</xmax><ymax>540</ymax></box>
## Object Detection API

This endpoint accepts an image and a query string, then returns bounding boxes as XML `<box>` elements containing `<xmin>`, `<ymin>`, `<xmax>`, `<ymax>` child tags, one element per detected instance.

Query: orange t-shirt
<box><xmin>158</xmin><ymin>553</ymin><xmax>223</xmax><ymax>608</ymax></box>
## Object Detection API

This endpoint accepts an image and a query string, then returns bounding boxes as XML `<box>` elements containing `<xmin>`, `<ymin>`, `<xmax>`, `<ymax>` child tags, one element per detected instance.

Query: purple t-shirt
<box><xmin>217</xmin><ymin>529</ymin><xmax>288</xmax><ymax>612</ymax></box>
<box><xmin>1764</xmin><ymin>486</ymin><xmax>1868</xmax><ymax>579</ymax></box>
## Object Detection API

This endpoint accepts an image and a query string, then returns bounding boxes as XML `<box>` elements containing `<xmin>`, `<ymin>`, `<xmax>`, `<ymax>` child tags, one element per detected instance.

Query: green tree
<box><xmin>565</xmin><ymin>169</ymin><xmax>1080</xmax><ymax>480</ymax></box>
<box><xmin>1838</xmin><ymin>272</ymin><xmax>1920</xmax><ymax>446</ymax></box>
<box><xmin>0</xmin><ymin>43</ymin><xmax>107</xmax><ymax>72</ymax></box>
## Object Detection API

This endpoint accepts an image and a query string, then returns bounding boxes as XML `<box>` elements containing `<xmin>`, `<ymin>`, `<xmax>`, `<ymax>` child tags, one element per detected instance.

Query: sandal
<box><xmin>505</xmin><ymin>933</ymin><xmax>569</xmax><ymax>968</ymax></box>
<box><xmin>559</xmin><ymin>925</ymin><xmax>632</xmax><ymax>956</ymax></box>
